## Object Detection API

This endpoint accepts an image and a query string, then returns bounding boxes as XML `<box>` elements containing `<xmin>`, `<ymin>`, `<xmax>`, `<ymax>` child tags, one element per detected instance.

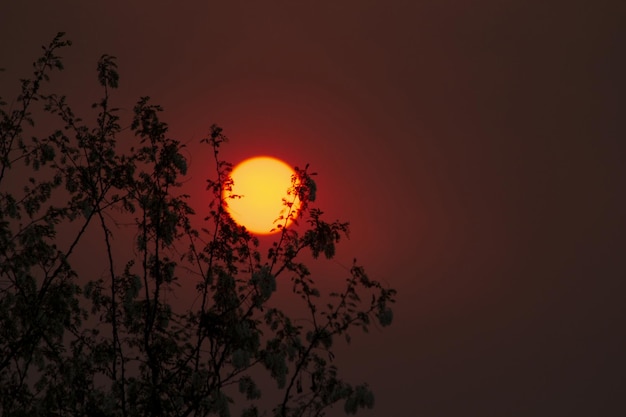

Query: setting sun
<box><xmin>224</xmin><ymin>156</ymin><xmax>300</xmax><ymax>235</ymax></box>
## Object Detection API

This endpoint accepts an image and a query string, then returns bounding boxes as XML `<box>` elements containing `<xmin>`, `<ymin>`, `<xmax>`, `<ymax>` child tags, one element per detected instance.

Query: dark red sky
<box><xmin>2</xmin><ymin>1</ymin><xmax>625</xmax><ymax>415</ymax></box>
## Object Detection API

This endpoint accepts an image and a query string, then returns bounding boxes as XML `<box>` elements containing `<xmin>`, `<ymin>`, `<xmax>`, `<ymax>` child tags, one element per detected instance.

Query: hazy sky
<box><xmin>1</xmin><ymin>1</ymin><xmax>625</xmax><ymax>416</ymax></box>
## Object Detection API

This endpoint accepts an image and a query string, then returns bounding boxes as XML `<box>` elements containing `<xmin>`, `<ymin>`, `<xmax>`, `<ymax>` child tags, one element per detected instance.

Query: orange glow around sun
<box><xmin>224</xmin><ymin>156</ymin><xmax>300</xmax><ymax>235</ymax></box>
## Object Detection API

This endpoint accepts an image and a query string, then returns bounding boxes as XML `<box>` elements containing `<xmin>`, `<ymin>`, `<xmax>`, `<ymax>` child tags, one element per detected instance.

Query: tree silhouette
<box><xmin>0</xmin><ymin>33</ymin><xmax>396</xmax><ymax>417</ymax></box>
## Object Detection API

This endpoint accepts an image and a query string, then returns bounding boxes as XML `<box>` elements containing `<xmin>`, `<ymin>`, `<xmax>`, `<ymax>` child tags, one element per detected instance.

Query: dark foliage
<box><xmin>0</xmin><ymin>33</ymin><xmax>396</xmax><ymax>417</ymax></box>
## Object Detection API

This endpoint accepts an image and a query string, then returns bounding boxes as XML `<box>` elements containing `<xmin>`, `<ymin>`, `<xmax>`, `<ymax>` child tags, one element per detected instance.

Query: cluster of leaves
<box><xmin>0</xmin><ymin>33</ymin><xmax>396</xmax><ymax>417</ymax></box>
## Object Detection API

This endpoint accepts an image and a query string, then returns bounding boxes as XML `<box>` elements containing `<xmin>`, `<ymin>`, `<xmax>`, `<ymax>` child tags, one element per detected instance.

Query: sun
<box><xmin>224</xmin><ymin>156</ymin><xmax>300</xmax><ymax>235</ymax></box>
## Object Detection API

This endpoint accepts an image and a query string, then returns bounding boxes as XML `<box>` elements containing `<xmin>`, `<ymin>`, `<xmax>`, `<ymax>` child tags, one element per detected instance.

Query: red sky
<box><xmin>1</xmin><ymin>1</ymin><xmax>625</xmax><ymax>415</ymax></box>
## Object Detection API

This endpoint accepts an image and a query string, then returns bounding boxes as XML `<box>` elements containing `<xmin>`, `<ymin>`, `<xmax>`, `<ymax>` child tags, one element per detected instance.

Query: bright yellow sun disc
<box><xmin>224</xmin><ymin>156</ymin><xmax>300</xmax><ymax>235</ymax></box>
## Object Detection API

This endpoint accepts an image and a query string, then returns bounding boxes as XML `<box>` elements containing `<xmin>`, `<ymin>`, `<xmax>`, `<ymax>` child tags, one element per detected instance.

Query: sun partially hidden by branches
<box><xmin>0</xmin><ymin>32</ymin><xmax>397</xmax><ymax>417</ymax></box>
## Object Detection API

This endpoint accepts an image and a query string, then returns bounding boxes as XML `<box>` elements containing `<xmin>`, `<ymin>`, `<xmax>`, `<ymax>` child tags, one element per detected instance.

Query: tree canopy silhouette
<box><xmin>0</xmin><ymin>33</ymin><xmax>396</xmax><ymax>417</ymax></box>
